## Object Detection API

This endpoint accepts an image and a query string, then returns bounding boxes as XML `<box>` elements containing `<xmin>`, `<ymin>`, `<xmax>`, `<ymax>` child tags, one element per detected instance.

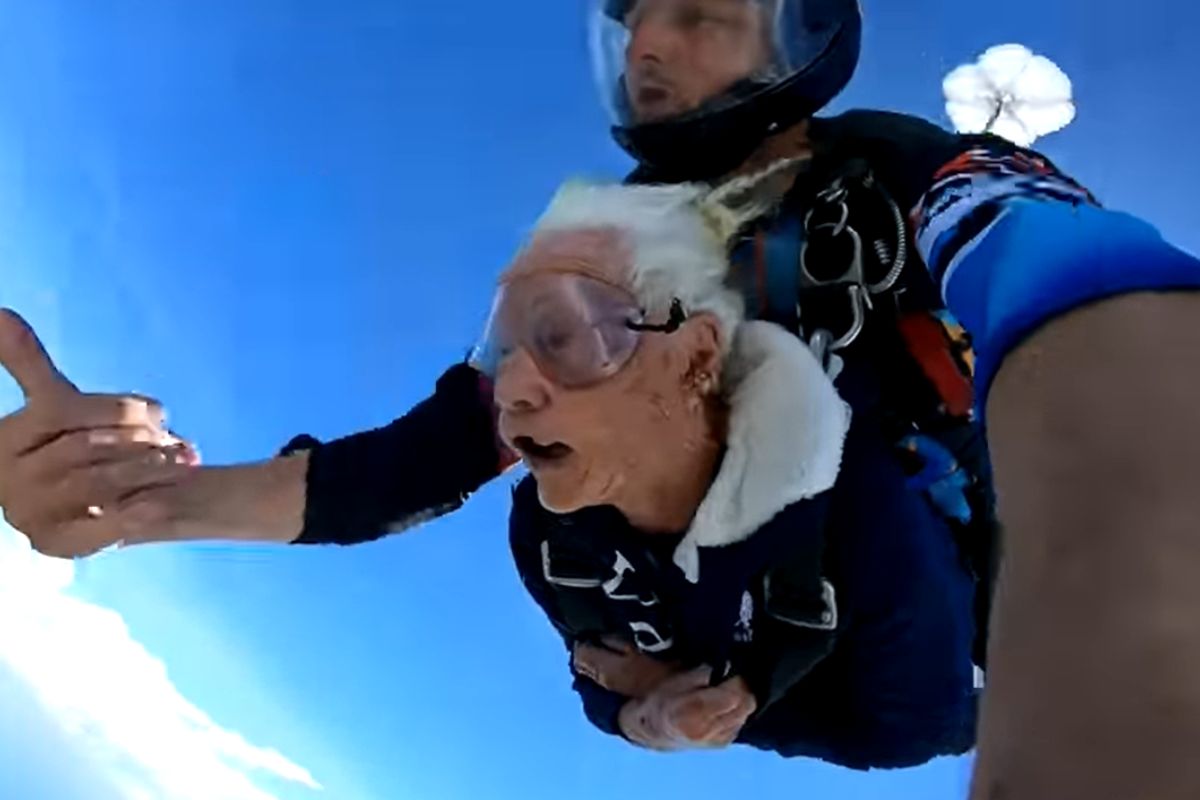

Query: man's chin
<box><xmin>632</xmin><ymin>105</ymin><xmax>681</xmax><ymax>125</ymax></box>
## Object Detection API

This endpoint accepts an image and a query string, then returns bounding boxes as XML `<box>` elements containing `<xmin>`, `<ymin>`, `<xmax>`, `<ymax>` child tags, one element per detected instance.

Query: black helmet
<box><xmin>590</xmin><ymin>0</ymin><xmax>862</xmax><ymax>181</ymax></box>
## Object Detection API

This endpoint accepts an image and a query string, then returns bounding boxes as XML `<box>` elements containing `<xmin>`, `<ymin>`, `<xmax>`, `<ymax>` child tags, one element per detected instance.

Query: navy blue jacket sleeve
<box><xmin>507</xmin><ymin>489</ymin><xmax>628</xmax><ymax>738</ymax></box>
<box><xmin>286</xmin><ymin>363</ymin><xmax>507</xmax><ymax>545</ymax></box>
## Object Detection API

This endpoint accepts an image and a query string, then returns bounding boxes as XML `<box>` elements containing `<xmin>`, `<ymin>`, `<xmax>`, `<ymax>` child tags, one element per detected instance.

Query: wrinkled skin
<box><xmin>619</xmin><ymin>667</ymin><xmax>758</xmax><ymax>751</ymax></box>
<box><xmin>492</xmin><ymin>227</ymin><xmax>726</xmax><ymax>534</ymax></box>
<box><xmin>573</xmin><ymin>636</ymin><xmax>683</xmax><ymax>699</ymax></box>
<box><xmin>575</xmin><ymin>638</ymin><xmax>757</xmax><ymax>750</ymax></box>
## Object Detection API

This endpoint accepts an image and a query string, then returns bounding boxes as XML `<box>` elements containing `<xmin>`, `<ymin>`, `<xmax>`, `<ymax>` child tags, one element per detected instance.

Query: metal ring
<box><xmin>801</xmin><ymin>223</ymin><xmax>865</xmax><ymax>287</ymax></box>
<box><xmin>816</xmin><ymin>180</ymin><xmax>848</xmax><ymax>204</ymax></box>
<box><xmin>804</xmin><ymin>201</ymin><xmax>849</xmax><ymax>238</ymax></box>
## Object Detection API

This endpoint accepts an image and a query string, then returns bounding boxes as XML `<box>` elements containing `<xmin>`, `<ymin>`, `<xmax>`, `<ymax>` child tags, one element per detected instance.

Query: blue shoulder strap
<box><xmin>730</xmin><ymin>211</ymin><xmax>805</xmax><ymax>330</ymax></box>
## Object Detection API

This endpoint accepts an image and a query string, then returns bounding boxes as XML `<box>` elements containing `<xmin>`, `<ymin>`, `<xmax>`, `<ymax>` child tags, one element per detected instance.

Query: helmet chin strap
<box><xmin>614</xmin><ymin>76</ymin><xmax>779</xmax><ymax>180</ymax></box>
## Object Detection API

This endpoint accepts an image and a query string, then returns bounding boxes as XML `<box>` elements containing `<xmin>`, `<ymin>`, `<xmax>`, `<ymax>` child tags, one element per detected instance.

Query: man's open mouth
<box><xmin>637</xmin><ymin>85</ymin><xmax>672</xmax><ymax>105</ymax></box>
<box><xmin>633</xmin><ymin>83</ymin><xmax>679</xmax><ymax>119</ymax></box>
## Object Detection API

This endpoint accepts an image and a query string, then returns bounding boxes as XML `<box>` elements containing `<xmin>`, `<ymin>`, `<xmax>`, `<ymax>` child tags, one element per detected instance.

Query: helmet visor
<box><xmin>590</xmin><ymin>0</ymin><xmax>859</xmax><ymax>127</ymax></box>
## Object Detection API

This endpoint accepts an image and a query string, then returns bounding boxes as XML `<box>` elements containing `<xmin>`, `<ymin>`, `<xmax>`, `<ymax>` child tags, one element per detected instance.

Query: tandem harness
<box><xmin>729</xmin><ymin>155</ymin><xmax>1000</xmax><ymax>670</ymax></box>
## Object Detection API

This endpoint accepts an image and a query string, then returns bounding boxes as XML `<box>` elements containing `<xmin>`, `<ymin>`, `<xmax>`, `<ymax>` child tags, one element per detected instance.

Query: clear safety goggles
<box><xmin>470</xmin><ymin>271</ymin><xmax>686</xmax><ymax>390</ymax></box>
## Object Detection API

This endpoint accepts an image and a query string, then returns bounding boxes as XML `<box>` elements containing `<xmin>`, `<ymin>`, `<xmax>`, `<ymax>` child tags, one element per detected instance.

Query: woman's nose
<box><xmin>493</xmin><ymin>348</ymin><xmax>552</xmax><ymax>415</ymax></box>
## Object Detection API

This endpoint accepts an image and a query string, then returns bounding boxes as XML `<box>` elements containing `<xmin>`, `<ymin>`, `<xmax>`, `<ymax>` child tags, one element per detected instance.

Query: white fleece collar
<box><xmin>672</xmin><ymin>321</ymin><xmax>852</xmax><ymax>583</ymax></box>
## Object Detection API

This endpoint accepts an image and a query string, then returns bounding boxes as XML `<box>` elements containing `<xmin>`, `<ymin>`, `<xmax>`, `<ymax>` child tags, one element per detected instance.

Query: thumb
<box><xmin>0</xmin><ymin>309</ymin><xmax>77</xmax><ymax>400</ymax></box>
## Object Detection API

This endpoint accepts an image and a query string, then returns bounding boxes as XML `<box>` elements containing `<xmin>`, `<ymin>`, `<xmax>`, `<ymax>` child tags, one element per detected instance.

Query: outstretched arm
<box><xmin>973</xmin><ymin>291</ymin><xmax>1200</xmax><ymax>800</ymax></box>
<box><xmin>116</xmin><ymin>363</ymin><xmax>511</xmax><ymax>548</ymax></box>
<box><xmin>910</xmin><ymin>142</ymin><xmax>1200</xmax><ymax>797</ymax></box>
<box><xmin>0</xmin><ymin>309</ymin><xmax>512</xmax><ymax>555</ymax></box>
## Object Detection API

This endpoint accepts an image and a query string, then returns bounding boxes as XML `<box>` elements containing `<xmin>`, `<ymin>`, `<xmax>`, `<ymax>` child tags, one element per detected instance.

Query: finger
<box><xmin>698</xmin><ymin>720</ymin><xmax>743</xmax><ymax>748</ymax></box>
<box><xmin>56</xmin><ymin>393</ymin><xmax>166</xmax><ymax>434</ymax></box>
<box><xmin>23</xmin><ymin>426</ymin><xmax>173</xmax><ymax>479</ymax></box>
<box><xmin>674</xmin><ymin>715</ymin><xmax>741</xmax><ymax>748</ymax></box>
<box><xmin>667</xmin><ymin>690</ymin><xmax>739</xmax><ymax>738</ymax></box>
<box><xmin>712</xmin><ymin>676</ymin><xmax>757</xmax><ymax>718</ymax></box>
<box><xmin>26</xmin><ymin>451</ymin><xmax>193</xmax><ymax>526</ymax></box>
<box><xmin>702</xmin><ymin>687</ymin><xmax>745</xmax><ymax>718</ymax></box>
<box><xmin>667</xmin><ymin>707</ymin><xmax>744</xmax><ymax>747</ymax></box>
<box><xmin>90</xmin><ymin>452</ymin><xmax>193</xmax><ymax>504</ymax></box>
<box><xmin>707</xmin><ymin>694</ymin><xmax>756</xmax><ymax>732</ymax></box>
<box><xmin>10</xmin><ymin>395</ymin><xmax>168</xmax><ymax>458</ymax></box>
<box><xmin>0</xmin><ymin>309</ymin><xmax>77</xmax><ymax>400</ymax></box>
<box><xmin>165</xmin><ymin>441</ymin><xmax>199</xmax><ymax>467</ymax></box>
<box><xmin>164</xmin><ymin>430</ymin><xmax>201</xmax><ymax>466</ymax></box>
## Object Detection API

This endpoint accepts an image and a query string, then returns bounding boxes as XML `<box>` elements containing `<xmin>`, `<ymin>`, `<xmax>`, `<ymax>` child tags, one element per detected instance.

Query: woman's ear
<box><xmin>683</xmin><ymin>312</ymin><xmax>724</xmax><ymax>393</ymax></box>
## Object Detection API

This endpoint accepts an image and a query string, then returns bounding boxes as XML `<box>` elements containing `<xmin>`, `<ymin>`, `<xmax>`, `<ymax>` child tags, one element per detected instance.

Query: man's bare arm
<box><xmin>974</xmin><ymin>291</ymin><xmax>1200</xmax><ymax>799</ymax></box>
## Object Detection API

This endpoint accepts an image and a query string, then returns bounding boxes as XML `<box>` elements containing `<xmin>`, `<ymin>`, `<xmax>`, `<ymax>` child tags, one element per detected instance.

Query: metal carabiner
<box><xmin>830</xmin><ymin>284</ymin><xmax>868</xmax><ymax>351</ymax></box>
<box><xmin>807</xmin><ymin>328</ymin><xmax>832</xmax><ymax>368</ymax></box>
<box><xmin>803</xmin><ymin>284</ymin><xmax>868</xmax><ymax>353</ymax></box>
<box><xmin>806</xmin><ymin>327</ymin><xmax>845</xmax><ymax>380</ymax></box>
<box><xmin>800</xmin><ymin>222</ymin><xmax>865</xmax><ymax>288</ymax></box>
<box><xmin>804</xmin><ymin>197</ymin><xmax>850</xmax><ymax>239</ymax></box>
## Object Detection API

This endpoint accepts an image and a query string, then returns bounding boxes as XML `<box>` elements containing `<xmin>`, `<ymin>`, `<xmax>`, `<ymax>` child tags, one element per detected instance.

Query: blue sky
<box><xmin>0</xmin><ymin>2</ymin><xmax>1195</xmax><ymax>798</ymax></box>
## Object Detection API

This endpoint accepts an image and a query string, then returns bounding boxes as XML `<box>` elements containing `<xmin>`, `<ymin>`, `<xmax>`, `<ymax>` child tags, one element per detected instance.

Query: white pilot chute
<box><xmin>943</xmin><ymin>44</ymin><xmax>1076</xmax><ymax>147</ymax></box>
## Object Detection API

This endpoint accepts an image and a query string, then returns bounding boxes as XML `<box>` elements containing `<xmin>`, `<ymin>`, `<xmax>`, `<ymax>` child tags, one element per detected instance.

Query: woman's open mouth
<box><xmin>513</xmin><ymin>436</ymin><xmax>574</xmax><ymax>469</ymax></box>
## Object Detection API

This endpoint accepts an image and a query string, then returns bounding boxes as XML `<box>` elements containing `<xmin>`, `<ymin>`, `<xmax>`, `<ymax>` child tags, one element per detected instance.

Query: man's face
<box><xmin>623</xmin><ymin>0</ymin><xmax>771</xmax><ymax>123</ymax></box>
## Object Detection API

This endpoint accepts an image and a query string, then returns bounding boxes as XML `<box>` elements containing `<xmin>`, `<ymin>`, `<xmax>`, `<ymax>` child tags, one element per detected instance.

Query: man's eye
<box><xmin>674</xmin><ymin>7</ymin><xmax>707</xmax><ymax>28</ymax></box>
<box><xmin>673</xmin><ymin>4</ymin><xmax>735</xmax><ymax>29</ymax></box>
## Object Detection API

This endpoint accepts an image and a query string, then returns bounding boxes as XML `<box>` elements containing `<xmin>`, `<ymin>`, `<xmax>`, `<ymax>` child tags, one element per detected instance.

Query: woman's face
<box><xmin>492</xmin><ymin>228</ymin><xmax>722</xmax><ymax>515</ymax></box>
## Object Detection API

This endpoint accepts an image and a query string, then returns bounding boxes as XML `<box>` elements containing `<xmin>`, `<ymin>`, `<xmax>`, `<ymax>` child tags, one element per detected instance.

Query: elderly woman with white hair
<box><xmin>481</xmin><ymin>178</ymin><xmax>978</xmax><ymax>765</ymax></box>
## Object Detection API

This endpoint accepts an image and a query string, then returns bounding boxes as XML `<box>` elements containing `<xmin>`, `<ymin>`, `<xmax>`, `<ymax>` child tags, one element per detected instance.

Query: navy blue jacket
<box><xmin>508</xmin><ymin>360</ymin><xmax>979</xmax><ymax>770</ymax></box>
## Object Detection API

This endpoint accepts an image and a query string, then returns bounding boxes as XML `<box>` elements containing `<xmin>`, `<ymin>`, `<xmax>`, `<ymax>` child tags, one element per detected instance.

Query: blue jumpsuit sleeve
<box><xmin>913</xmin><ymin>145</ymin><xmax>1200</xmax><ymax>405</ymax></box>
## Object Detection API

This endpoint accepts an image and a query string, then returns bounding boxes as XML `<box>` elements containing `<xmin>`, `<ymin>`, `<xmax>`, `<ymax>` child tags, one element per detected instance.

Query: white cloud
<box><xmin>0</xmin><ymin>521</ymin><xmax>322</xmax><ymax>800</ymax></box>
<box><xmin>943</xmin><ymin>43</ymin><xmax>1077</xmax><ymax>147</ymax></box>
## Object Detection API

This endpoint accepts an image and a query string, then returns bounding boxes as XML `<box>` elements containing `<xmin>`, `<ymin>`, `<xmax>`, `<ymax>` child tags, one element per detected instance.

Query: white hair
<box><xmin>530</xmin><ymin>181</ymin><xmax>747</xmax><ymax>352</ymax></box>
<box><xmin>528</xmin><ymin>160</ymin><xmax>804</xmax><ymax>354</ymax></box>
